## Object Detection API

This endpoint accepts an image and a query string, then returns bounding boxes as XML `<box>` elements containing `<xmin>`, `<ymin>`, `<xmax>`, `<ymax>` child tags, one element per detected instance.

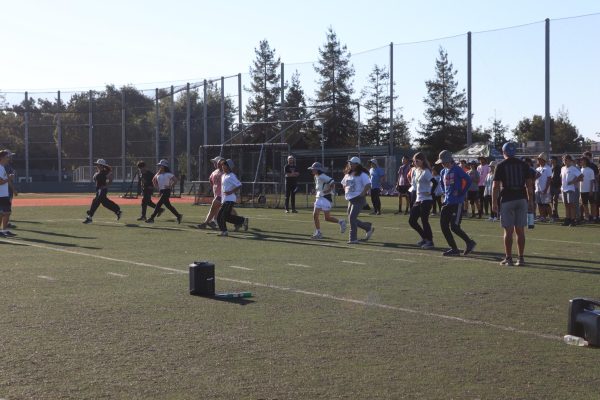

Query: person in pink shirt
<box><xmin>197</xmin><ymin>156</ymin><xmax>236</xmax><ymax>229</ymax></box>
<box><xmin>477</xmin><ymin>156</ymin><xmax>491</xmax><ymax>218</ymax></box>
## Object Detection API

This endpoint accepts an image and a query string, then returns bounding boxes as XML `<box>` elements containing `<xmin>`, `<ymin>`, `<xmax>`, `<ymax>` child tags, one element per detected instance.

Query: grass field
<box><xmin>1</xmin><ymin>195</ymin><xmax>600</xmax><ymax>399</ymax></box>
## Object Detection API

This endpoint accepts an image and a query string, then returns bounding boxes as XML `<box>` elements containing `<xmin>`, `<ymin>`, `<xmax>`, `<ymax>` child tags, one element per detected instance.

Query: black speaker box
<box><xmin>189</xmin><ymin>261</ymin><xmax>215</xmax><ymax>297</ymax></box>
<box><xmin>567</xmin><ymin>298</ymin><xmax>600</xmax><ymax>346</ymax></box>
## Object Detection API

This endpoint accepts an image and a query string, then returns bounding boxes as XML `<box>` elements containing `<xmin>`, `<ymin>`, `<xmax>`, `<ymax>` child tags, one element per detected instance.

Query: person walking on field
<box><xmin>136</xmin><ymin>161</ymin><xmax>163</xmax><ymax>221</ymax></box>
<box><xmin>284</xmin><ymin>155</ymin><xmax>299</xmax><ymax>213</ymax></box>
<box><xmin>492</xmin><ymin>142</ymin><xmax>534</xmax><ymax>266</ymax></box>
<box><xmin>408</xmin><ymin>152</ymin><xmax>437</xmax><ymax>249</ymax></box>
<box><xmin>582</xmin><ymin>151</ymin><xmax>598</xmax><ymax>222</ymax></box>
<box><xmin>216</xmin><ymin>159</ymin><xmax>248</xmax><ymax>236</ymax></box>
<box><xmin>145</xmin><ymin>159</ymin><xmax>182</xmax><ymax>224</ymax></box>
<box><xmin>368</xmin><ymin>159</ymin><xmax>385</xmax><ymax>215</ymax></box>
<box><xmin>308</xmin><ymin>162</ymin><xmax>347</xmax><ymax>239</ymax></box>
<box><xmin>560</xmin><ymin>154</ymin><xmax>583</xmax><ymax>227</ymax></box>
<box><xmin>395</xmin><ymin>156</ymin><xmax>411</xmax><ymax>215</ymax></box>
<box><xmin>3</xmin><ymin>150</ymin><xmax>17</xmax><ymax>230</ymax></box>
<box><xmin>436</xmin><ymin>150</ymin><xmax>477</xmax><ymax>256</ymax></box>
<box><xmin>83</xmin><ymin>159</ymin><xmax>122</xmax><ymax>224</ymax></box>
<box><xmin>484</xmin><ymin>161</ymin><xmax>497</xmax><ymax>221</ymax></box>
<box><xmin>467</xmin><ymin>161</ymin><xmax>481</xmax><ymax>218</ymax></box>
<box><xmin>342</xmin><ymin>157</ymin><xmax>375</xmax><ymax>244</ymax></box>
<box><xmin>197</xmin><ymin>156</ymin><xmax>235</xmax><ymax>230</ymax></box>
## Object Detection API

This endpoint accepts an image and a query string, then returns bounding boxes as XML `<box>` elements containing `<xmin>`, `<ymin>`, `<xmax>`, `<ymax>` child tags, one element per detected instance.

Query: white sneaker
<box><xmin>364</xmin><ymin>226</ymin><xmax>375</xmax><ymax>241</ymax></box>
<box><xmin>339</xmin><ymin>220</ymin><xmax>347</xmax><ymax>234</ymax></box>
<box><xmin>311</xmin><ymin>232</ymin><xmax>323</xmax><ymax>240</ymax></box>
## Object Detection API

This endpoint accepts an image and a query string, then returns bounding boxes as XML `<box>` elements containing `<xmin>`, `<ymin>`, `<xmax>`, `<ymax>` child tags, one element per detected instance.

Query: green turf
<box><xmin>1</xmin><ymin>198</ymin><xmax>599</xmax><ymax>399</ymax></box>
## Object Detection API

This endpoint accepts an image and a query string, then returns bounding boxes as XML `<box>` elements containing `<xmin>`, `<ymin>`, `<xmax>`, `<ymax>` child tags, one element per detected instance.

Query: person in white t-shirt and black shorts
<box><xmin>216</xmin><ymin>159</ymin><xmax>248</xmax><ymax>236</ymax></box>
<box><xmin>534</xmin><ymin>153</ymin><xmax>552</xmax><ymax>222</ymax></box>
<box><xmin>560</xmin><ymin>154</ymin><xmax>583</xmax><ymax>227</ymax></box>
<box><xmin>308</xmin><ymin>162</ymin><xmax>347</xmax><ymax>240</ymax></box>
<box><xmin>146</xmin><ymin>159</ymin><xmax>182</xmax><ymax>224</ymax></box>
<box><xmin>341</xmin><ymin>157</ymin><xmax>375</xmax><ymax>244</ymax></box>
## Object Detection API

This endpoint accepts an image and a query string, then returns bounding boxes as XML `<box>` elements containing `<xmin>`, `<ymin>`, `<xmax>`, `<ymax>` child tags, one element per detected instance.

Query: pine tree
<box><xmin>483</xmin><ymin>117</ymin><xmax>508</xmax><ymax>149</ymax></box>
<box><xmin>283</xmin><ymin>71</ymin><xmax>313</xmax><ymax>147</ymax></box>
<box><xmin>361</xmin><ymin>65</ymin><xmax>390</xmax><ymax>146</ymax></box>
<box><xmin>244</xmin><ymin>40</ymin><xmax>282</xmax><ymax>143</ymax></box>
<box><xmin>313</xmin><ymin>28</ymin><xmax>357</xmax><ymax>148</ymax></box>
<box><xmin>391</xmin><ymin>114</ymin><xmax>412</xmax><ymax>149</ymax></box>
<box><xmin>417</xmin><ymin>47</ymin><xmax>467</xmax><ymax>155</ymax></box>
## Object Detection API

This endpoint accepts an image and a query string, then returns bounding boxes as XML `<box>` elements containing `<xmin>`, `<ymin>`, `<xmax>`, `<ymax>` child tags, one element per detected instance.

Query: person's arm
<box><xmin>458</xmin><ymin>168</ymin><xmax>472</xmax><ymax>198</ymax></box>
<box><xmin>430</xmin><ymin>177</ymin><xmax>438</xmax><ymax>195</ymax></box>
<box><xmin>106</xmin><ymin>172</ymin><xmax>113</xmax><ymax>185</ymax></box>
<box><xmin>152</xmin><ymin>174</ymin><xmax>159</xmax><ymax>188</ymax></box>
<box><xmin>491</xmin><ymin>181</ymin><xmax>501</xmax><ymax>213</ymax></box>
<box><xmin>525</xmin><ymin>177</ymin><xmax>534</xmax><ymax>212</ymax></box>
<box><xmin>360</xmin><ymin>183</ymin><xmax>371</xmax><ymax>197</ymax></box>
<box><xmin>169</xmin><ymin>174</ymin><xmax>179</xmax><ymax>188</ymax></box>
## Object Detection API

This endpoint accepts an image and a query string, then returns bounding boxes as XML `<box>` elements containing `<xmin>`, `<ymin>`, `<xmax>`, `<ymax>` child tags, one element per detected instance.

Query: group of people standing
<box><xmin>0</xmin><ymin>149</ymin><xmax>17</xmax><ymax>238</ymax></box>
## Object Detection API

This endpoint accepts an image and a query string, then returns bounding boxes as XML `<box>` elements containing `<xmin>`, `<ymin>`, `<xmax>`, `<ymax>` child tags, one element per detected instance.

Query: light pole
<box><xmin>356</xmin><ymin>102</ymin><xmax>361</xmax><ymax>157</ymax></box>
<box><xmin>319</xmin><ymin>121</ymin><xmax>326</xmax><ymax>165</ymax></box>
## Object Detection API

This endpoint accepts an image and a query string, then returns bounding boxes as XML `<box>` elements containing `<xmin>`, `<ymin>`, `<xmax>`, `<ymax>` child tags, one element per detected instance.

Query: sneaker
<box><xmin>197</xmin><ymin>223</ymin><xmax>207</xmax><ymax>229</ymax></box>
<box><xmin>145</xmin><ymin>217</ymin><xmax>155</xmax><ymax>224</ymax></box>
<box><xmin>207</xmin><ymin>221</ymin><xmax>218</xmax><ymax>230</ymax></box>
<box><xmin>176</xmin><ymin>214</ymin><xmax>183</xmax><ymax>224</ymax></box>
<box><xmin>347</xmin><ymin>239</ymin><xmax>360</xmax><ymax>244</ymax></box>
<box><xmin>82</xmin><ymin>217</ymin><xmax>93</xmax><ymax>224</ymax></box>
<box><xmin>156</xmin><ymin>208</ymin><xmax>165</xmax><ymax>218</ymax></box>
<box><xmin>500</xmin><ymin>257</ymin><xmax>514</xmax><ymax>266</ymax></box>
<box><xmin>284</xmin><ymin>210</ymin><xmax>290</xmax><ymax>214</ymax></box>
<box><xmin>243</xmin><ymin>218</ymin><xmax>249</xmax><ymax>231</ymax></box>
<box><xmin>369</xmin><ymin>211</ymin><xmax>377</xmax><ymax>215</ymax></box>
<box><xmin>487</xmin><ymin>217</ymin><xmax>494</xmax><ymax>221</ymax></box>
<box><xmin>416</xmin><ymin>239</ymin><xmax>427</xmax><ymax>247</ymax></box>
<box><xmin>137</xmin><ymin>216</ymin><xmax>146</xmax><ymax>221</ymax></box>
<box><xmin>394</xmin><ymin>210</ymin><xmax>402</xmax><ymax>215</ymax></box>
<box><xmin>291</xmin><ymin>210</ymin><xmax>298</xmax><ymax>213</ymax></box>
<box><xmin>443</xmin><ymin>248</ymin><xmax>461</xmax><ymax>256</ymax></box>
<box><xmin>7</xmin><ymin>223</ymin><xmax>16</xmax><ymax>229</ymax></box>
<box><xmin>515</xmin><ymin>257</ymin><xmax>525</xmax><ymax>266</ymax></box>
<box><xmin>375</xmin><ymin>211</ymin><xmax>381</xmax><ymax>215</ymax></box>
<box><xmin>403</xmin><ymin>210</ymin><xmax>409</xmax><ymax>215</ymax></box>
<box><xmin>218</xmin><ymin>231</ymin><xmax>229</xmax><ymax>237</ymax></box>
<box><xmin>116</xmin><ymin>210</ymin><xmax>122</xmax><ymax>221</ymax></box>
<box><xmin>3</xmin><ymin>231</ymin><xmax>17</xmax><ymax>237</ymax></box>
<box><xmin>339</xmin><ymin>220</ymin><xmax>347</xmax><ymax>234</ymax></box>
<box><xmin>421</xmin><ymin>240</ymin><xmax>434</xmax><ymax>249</ymax></box>
<box><xmin>234</xmin><ymin>224</ymin><xmax>241</xmax><ymax>232</ymax></box>
<box><xmin>364</xmin><ymin>226</ymin><xmax>375</xmax><ymax>241</ymax></box>
<box><xmin>463</xmin><ymin>240</ymin><xmax>477</xmax><ymax>256</ymax></box>
<box><xmin>311</xmin><ymin>232</ymin><xmax>323</xmax><ymax>240</ymax></box>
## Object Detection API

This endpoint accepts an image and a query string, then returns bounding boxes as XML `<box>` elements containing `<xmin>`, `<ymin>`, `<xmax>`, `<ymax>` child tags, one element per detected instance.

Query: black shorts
<box><xmin>0</xmin><ymin>196</ymin><xmax>12</xmax><ymax>213</ymax></box>
<box><xmin>581</xmin><ymin>192</ymin><xmax>590</xmax><ymax>205</ymax></box>
<box><xmin>397</xmin><ymin>185</ymin><xmax>410</xmax><ymax>195</ymax></box>
<box><xmin>467</xmin><ymin>191</ymin><xmax>479</xmax><ymax>202</ymax></box>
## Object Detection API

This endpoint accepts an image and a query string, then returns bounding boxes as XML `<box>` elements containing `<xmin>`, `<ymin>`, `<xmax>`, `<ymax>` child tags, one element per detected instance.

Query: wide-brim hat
<box><xmin>211</xmin><ymin>156</ymin><xmax>224</xmax><ymax>163</ymax></box>
<box><xmin>156</xmin><ymin>159</ymin><xmax>169</xmax><ymax>167</ymax></box>
<box><xmin>537</xmin><ymin>152</ymin><xmax>548</xmax><ymax>161</ymax></box>
<box><xmin>348</xmin><ymin>156</ymin><xmax>361</xmax><ymax>164</ymax></box>
<box><xmin>435</xmin><ymin>150</ymin><xmax>454</xmax><ymax>164</ymax></box>
<box><xmin>94</xmin><ymin>158</ymin><xmax>109</xmax><ymax>167</ymax></box>
<box><xmin>308</xmin><ymin>162</ymin><xmax>326</xmax><ymax>172</ymax></box>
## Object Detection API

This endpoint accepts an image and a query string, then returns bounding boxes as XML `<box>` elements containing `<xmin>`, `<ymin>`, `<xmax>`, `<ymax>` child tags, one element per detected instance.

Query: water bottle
<box><xmin>527</xmin><ymin>212</ymin><xmax>535</xmax><ymax>229</ymax></box>
<box><xmin>563</xmin><ymin>335</ymin><xmax>588</xmax><ymax>346</ymax></box>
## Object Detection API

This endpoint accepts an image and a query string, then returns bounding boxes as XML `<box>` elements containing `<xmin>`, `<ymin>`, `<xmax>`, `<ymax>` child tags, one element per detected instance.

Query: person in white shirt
<box><xmin>341</xmin><ymin>157</ymin><xmax>375</xmax><ymax>244</ymax></box>
<box><xmin>560</xmin><ymin>154</ymin><xmax>583</xmax><ymax>226</ymax></box>
<box><xmin>477</xmin><ymin>156</ymin><xmax>491</xmax><ymax>217</ymax></box>
<box><xmin>146</xmin><ymin>159</ymin><xmax>182</xmax><ymax>224</ymax></box>
<box><xmin>408</xmin><ymin>152</ymin><xmax>437</xmax><ymax>249</ymax></box>
<box><xmin>197</xmin><ymin>156</ymin><xmax>237</xmax><ymax>230</ymax></box>
<box><xmin>216</xmin><ymin>159</ymin><xmax>248</xmax><ymax>236</ymax></box>
<box><xmin>0</xmin><ymin>150</ymin><xmax>16</xmax><ymax>237</ymax></box>
<box><xmin>535</xmin><ymin>153</ymin><xmax>552</xmax><ymax>222</ymax></box>
<box><xmin>484</xmin><ymin>161</ymin><xmax>497</xmax><ymax>221</ymax></box>
<box><xmin>579</xmin><ymin>157</ymin><xmax>596</xmax><ymax>222</ymax></box>
<box><xmin>308</xmin><ymin>162</ymin><xmax>347</xmax><ymax>240</ymax></box>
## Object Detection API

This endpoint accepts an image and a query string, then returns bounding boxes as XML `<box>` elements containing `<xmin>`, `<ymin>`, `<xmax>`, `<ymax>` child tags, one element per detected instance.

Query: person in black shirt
<box><xmin>83</xmin><ymin>159</ymin><xmax>122</xmax><ymax>224</ymax></box>
<box><xmin>136</xmin><ymin>161</ymin><xmax>163</xmax><ymax>221</ymax></box>
<box><xmin>284</xmin><ymin>155</ymin><xmax>299</xmax><ymax>213</ymax></box>
<box><xmin>582</xmin><ymin>151</ymin><xmax>599</xmax><ymax>222</ymax></box>
<box><xmin>549</xmin><ymin>156</ymin><xmax>562</xmax><ymax>220</ymax></box>
<box><xmin>492</xmin><ymin>143</ymin><xmax>534</xmax><ymax>266</ymax></box>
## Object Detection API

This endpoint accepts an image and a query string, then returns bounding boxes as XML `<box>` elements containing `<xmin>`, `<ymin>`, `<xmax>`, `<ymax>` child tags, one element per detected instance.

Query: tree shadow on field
<box><xmin>16</xmin><ymin>228</ymin><xmax>96</xmax><ymax>240</ymax></box>
<box><xmin>17</xmin><ymin>237</ymin><xmax>102</xmax><ymax>250</ymax></box>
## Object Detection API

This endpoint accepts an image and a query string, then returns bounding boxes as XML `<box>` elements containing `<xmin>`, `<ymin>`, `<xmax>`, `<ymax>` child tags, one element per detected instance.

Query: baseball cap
<box><xmin>348</xmin><ymin>156</ymin><xmax>361</xmax><ymax>164</ymax></box>
<box><xmin>435</xmin><ymin>150</ymin><xmax>454</xmax><ymax>164</ymax></box>
<box><xmin>94</xmin><ymin>158</ymin><xmax>109</xmax><ymax>167</ymax></box>
<box><xmin>368</xmin><ymin>158</ymin><xmax>378</xmax><ymax>166</ymax></box>
<box><xmin>308</xmin><ymin>162</ymin><xmax>326</xmax><ymax>172</ymax></box>
<box><xmin>225</xmin><ymin>159</ymin><xmax>235</xmax><ymax>169</ymax></box>
<box><xmin>210</xmin><ymin>155</ymin><xmax>224</xmax><ymax>163</ymax></box>
<box><xmin>537</xmin><ymin>152</ymin><xmax>547</xmax><ymax>161</ymax></box>
<box><xmin>156</xmin><ymin>159</ymin><xmax>169</xmax><ymax>167</ymax></box>
<box><xmin>502</xmin><ymin>142</ymin><xmax>517</xmax><ymax>157</ymax></box>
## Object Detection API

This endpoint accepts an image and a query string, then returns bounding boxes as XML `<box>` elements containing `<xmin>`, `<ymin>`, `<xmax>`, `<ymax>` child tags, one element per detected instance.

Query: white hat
<box><xmin>210</xmin><ymin>155</ymin><xmax>224</xmax><ymax>163</ymax></box>
<box><xmin>308</xmin><ymin>162</ymin><xmax>326</xmax><ymax>172</ymax></box>
<box><xmin>94</xmin><ymin>158</ymin><xmax>109</xmax><ymax>167</ymax></box>
<box><xmin>348</xmin><ymin>156</ymin><xmax>361</xmax><ymax>164</ymax></box>
<box><xmin>157</xmin><ymin>159</ymin><xmax>169</xmax><ymax>167</ymax></box>
<box><xmin>368</xmin><ymin>158</ymin><xmax>378</xmax><ymax>166</ymax></box>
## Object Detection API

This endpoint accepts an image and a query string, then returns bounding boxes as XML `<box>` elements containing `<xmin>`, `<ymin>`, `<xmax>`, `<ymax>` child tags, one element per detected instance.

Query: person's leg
<box><xmin>403</xmin><ymin>194</ymin><xmax>410</xmax><ymax>213</ymax></box>
<box><xmin>290</xmin><ymin>183</ymin><xmax>297</xmax><ymax>211</ymax></box>
<box><xmin>440</xmin><ymin>204</ymin><xmax>458</xmax><ymax>250</ymax></box>
<box><xmin>420</xmin><ymin>200</ymin><xmax>433</xmax><ymax>241</ymax></box>
<box><xmin>450</xmin><ymin>205</ymin><xmax>473</xmax><ymax>245</ymax></box>
<box><xmin>479</xmin><ymin>186</ymin><xmax>486</xmax><ymax>216</ymax></box>
<box><xmin>503</xmin><ymin>226</ymin><xmax>515</xmax><ymax>258</ymax></box>
<box><xmin>284</xmin><ymin>183</ymin><xmax>291</xmax><ymax>211</ymax></box>
<box><xmin>348</xmin><ymin>199</ymin><xmax>360</xmax><ymax>241</ymax></box>
<box><xmin>225</xmin><ymin>207</ymin><xmax>244</xmax><ymax>225</ymax></box>
<box><xmin>216</xmin><ymin>202</ymin><xmax>229</xmax><ymax>231</ymax></box>
<box><xmin>204</xmin><ymin>198</ymin><xmax>221</xmax><ymax>223</ymax></box>
<box><xmin>408</xmin><ymin>202</ymin><xmax>425</xmax><ymax>240</ymax></box>
<box><xmin>371</xmin><ymin>188</ymin><xmax>381</xmax><ymax>214</ymax></box>
<box><xmin>313</xmin><ymin>208</ymin><xmax>321</xmax><ymax>231</ymax></box>
<box><xmin>1</xmin><ymin>212</ymin><xmax>9</xmax><ymax>231</ymax></box>
<box><xmin>352</xmin><ymin>197</ymin><xmax>371</xmax><ymax>233</ymax></box>
<box><xmin>323</xmin><ymin>210</ymin><xmax>339</xmax><ymax>224</ymax></box>
<box><xmin>100</xmin><ymin>192</ymin><xmax>120</xmax><ymax>214</ymax></box>
<box><xmin>148</xmin><ymin>191</ymin><xmax>167</xmax><ymax>219</ymax></box>
<box><xmin>514</xmin><ymin>226</ymin><xmax>526</xmax><ymax>258</ymax></box>
<box><xmin>88</xmin><ymin>192</ymin><xmax>102</xmax><ymax>217</ymax></box>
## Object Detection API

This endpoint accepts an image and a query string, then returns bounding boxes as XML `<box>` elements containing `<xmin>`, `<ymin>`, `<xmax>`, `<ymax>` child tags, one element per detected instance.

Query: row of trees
<box><xmin>0</xmin><ymin>27</ymin><xmax>591</xmax><ymax>172</ymax></box>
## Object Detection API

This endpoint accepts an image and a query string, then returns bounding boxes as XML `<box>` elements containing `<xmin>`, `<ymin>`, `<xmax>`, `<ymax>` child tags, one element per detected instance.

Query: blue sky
<box><xmin>3</xmin><ymin>0</ymin><xmax>600</xmax><ymax>140</ymax></box>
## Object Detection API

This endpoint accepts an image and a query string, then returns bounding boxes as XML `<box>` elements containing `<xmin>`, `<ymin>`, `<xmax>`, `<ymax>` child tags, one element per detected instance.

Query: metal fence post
<box><xmin>220</xmin><ymin>76</ymin><xmax>225</xmax><ymax>144</ymax></box>
<box><xmin>155</xmin><ymin>88</ymin><xmax>159</xmax><ymax>164</ymax></box>
<box><xmin>389</xmin><ymin>42</ymin><xmax>394</xmax><ymax>156</ymax></box>
<box><xmin>121</xmin><ymin>90</ymin><xmax>126</xmax><ymax>182</ymax></box>
<box><xmin>88</xmin><ymin>90</ymin><xmax>93</xmax><ymax>177</ymax></box>
<box><xmin>203</xmin><ymin>80</ymin><xmax>208</xmax><ymax>146</ymax></box>
<box><xmin>170</xmin><ymin>85</ymin><xmax>175</xmax><ymax>169</ymax></box>
<box><xmin>24</xmin><ymin>91</ymin><xmax>30</xmax><ymax>182</ymax></box>
<box><xmin>545</xmin><ymin>18</ymin><xmax>551</xmax><ymax>154</ymax></box>
<box><xmin>186</xmin><ymin>82</ymin><xmax>191</xmax><ymax>178</ymax></box>
<box><xmin>281</xmin><ymin>63</ymin><xmax>285</xmax><ymax>143</ymax></box>
<box><xmin>57</xmin><ymin>90</ymin><xmax>62</xmax><ymax>182</ymax></box>
<box><xmin>238</xmin><ymin>73</ymin><xmax>242</xmax><ymax>130</ymax></box>
<box><xmin>467</xmin><ymin>32</ymin><xmax>472</xmax><ymax>146</ymax></box>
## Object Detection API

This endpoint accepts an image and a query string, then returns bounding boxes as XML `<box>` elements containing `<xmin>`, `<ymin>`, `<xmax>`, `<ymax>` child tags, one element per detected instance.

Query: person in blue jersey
<box><xmin>436</xmin><ymin>150</ymin><xmax>477</xmax><ymax>256</ymax></box>
<box><xmin>368</xmin><ymin>159</ymin><xmax>385</xmax><ymax>215</ymax></box>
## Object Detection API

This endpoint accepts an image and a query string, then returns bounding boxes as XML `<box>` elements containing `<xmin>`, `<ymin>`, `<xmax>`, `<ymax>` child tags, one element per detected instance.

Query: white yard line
<box><xmin>341</xmin><ymin>260</ymin><xmax>366</xmax><ymax>265</ymax></box>
<box><xmin>287</xmin><ymin>263</ymin><xmax>312</xmax><ymax>268</ymax></box>
<box><xmin>393</xmin><ymin>258</ymin><xmax>415</xmax><ymax>263</ymax></box>
<box><xmin>37</xmin><ymin>275</ymin><xmax>56</xmax><ymax>281</ymax></box>
<box><xmin>0</xmin><ymin>237</ymin><xmax>562</xmax><ymax>342</ymax></box>
<box><xmin>107</xmin><ymin>272</ymin><xmax>128</xmax><ymax>277</ymax></box>
<box><xmin>226</xmin><ymin>265</ymin><xmax>254</xmax><ymax>271</ymax></box>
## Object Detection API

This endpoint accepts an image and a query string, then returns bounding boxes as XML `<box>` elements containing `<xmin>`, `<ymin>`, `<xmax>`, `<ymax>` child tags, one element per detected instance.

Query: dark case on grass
<box><xmin>189</xmin><ymin>261</ymin><xmax>215</xmax><ymax>296</ymax></box>
<box><xmin>568</xmin><ymin>298</ymin><xmax>600</xmax><ymax>346</ymax></box>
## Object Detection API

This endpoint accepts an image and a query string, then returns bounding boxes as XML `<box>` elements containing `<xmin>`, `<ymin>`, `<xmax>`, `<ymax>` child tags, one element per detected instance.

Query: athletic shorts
<box><xmin>0</xmin><ymin>197</ymin><xmax>12</xmax><ymax>213</ymax></box>
<box><xmin>580</xmin><ymin>192</ymin><xmax>590</xmax><ymax>206</ymax></box>
<box><xmin>535</xmin><ymin>191</ymin><xmax>551</xmax><ymax>205</ymax></box>
<box><xmin>500</xmin><ymin>198</ymin><xmax>527</xmax><ymax>228</ymax></box>
<box><xmin>314</xmin><ymin>197</ymin><xmax>332</xmax><ymax>212</ymax></box>
<box><xmin>467</xmin><ymin>191</ymin><xmax>479</xmax><ymax>202</ymax></box>
<box><xmin>397</xmin><ymin>185</ymin><xmax>409</xmax><ymax>195</ymax></box>
<box><xmin>562</xmin><ymin>191</ymin><xmax>577</xmax><ymax>204</ymax></box>
<box><xmin>550</xmin><ymin>187</ymin><xmax>561</xmax><ymax>197</ymax></box>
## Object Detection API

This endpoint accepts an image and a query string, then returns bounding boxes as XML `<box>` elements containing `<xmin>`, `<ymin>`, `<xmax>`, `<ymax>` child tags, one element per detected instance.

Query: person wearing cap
<box><xmin>368</xmin><ymin>159</ymin><xmax>385</xmax><ymax>215</ymax></box>
<box><xmin>535</xmin><ymin>153</ymin><xmax>552</xmax><ymax>222</ymax></box>
<box><xmin>136</xmin><ymin>161</ymin><xmax>163</xmax><ymax>221</ymax></box>
<box><xmin>408</xmin><ymin>152</ymin><xmax>437</xmax><ymax>249</ymax></box>
<box><xmin>492</xmin><ymin>142</ymin><xmax>534</xmax><ymax>266</ymax></box>
<box><xmin>341</xmin><ymin>157</ymin><xmax>375</xmax><ymax>244</ymax></box>
<box><xmin>308</xmin><ymin>162</ymin><xmax>347</xmax><ymax>239</ymax></box>
<box><xmin>0</xmin><ymin>150</ymin><xmax>16</xmax><ymax>237</ymax></box>
<box><xmin>197</xmin><ymin>155</ymin><xmax>236</xmax><ymax>230</ymax></box>
<box><xmin>477</xmin><ymin>156</ymin><xmax>490</xmax><ymax>217</ymax></box>
<box><xmin>436</xmin><ymin>150</ymin><xmax>476</xmax><ymax>256</ymax></box>
<box><xmin>3</xmin><ymin>150</ymin><xmax>17</xmax><ymax>230</ymax></box>
<box><xmin>215</xmin><ymin>159</ymin><xmax>248</xmax><ymax>236</ymax></box>
<box><xmin>395</xmin><ymin>155</ymin><xmax>411</xmax><ymax>215</ymax></box>
<box><xmin>579</xmin><ymin>156</ymin><xmax>596</xmax><ymax>222</ymax></box>
<box><xmin>83</xmin><ymin>159</ymin><xmax>122</xmax><ymax>224</ymax></box>
<box><xmin>284</xmin><ymin>155</ymin><xmax>299</xmax><ymax>213</ymax></box>
<box><xmin>582</xmin><ymin>151</ymin><xmax>599</xmax><ymax>222</ymax></box>
<box><xmin>145</xmin><ymin>159</ymin><xmax>182</xmax><ymax>224</ymax></box>
<box><xmin>560</xmin><ymin>154</ymin><xmax>583</xmax><ymax>227</ymax></box>
<box><xmin>467</xmin><ymin>161</ymin><xmax>481</xmax><ymax>218</ymax></box>
<box><xmin>483</xmin><ymin>161</ymin><xmax>497</xmax><ymax>221</ymax></box>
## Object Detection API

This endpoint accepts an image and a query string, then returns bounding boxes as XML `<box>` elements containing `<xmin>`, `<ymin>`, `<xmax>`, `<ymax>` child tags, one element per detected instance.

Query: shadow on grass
<box><xmin>16</xmin><ymin>228</ymin><xmax>96</xmax><ymax>240</ymax></box>
<box><xmin>17</xmin><ymin>237</ymin><xmax>102</xmax><ymax>250</ymax></box>
<box><xmin>228</xmin><ymin>230</ymin><xmax>350</xmax><ymax>249</ymax></box>
<box><xmin>8</xmin><ymin>219</ymin><xmax>43</xmax><ymax>225</ymax></box>
<box><xmin>191</xmin><ymin>294</ymin><xmax>255</xmax><ymax>306</ymax></box>
<box><xmin>468</xmin><ymin>250</ymin><xmax>600</xmax><ymax>275</ymax></box>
